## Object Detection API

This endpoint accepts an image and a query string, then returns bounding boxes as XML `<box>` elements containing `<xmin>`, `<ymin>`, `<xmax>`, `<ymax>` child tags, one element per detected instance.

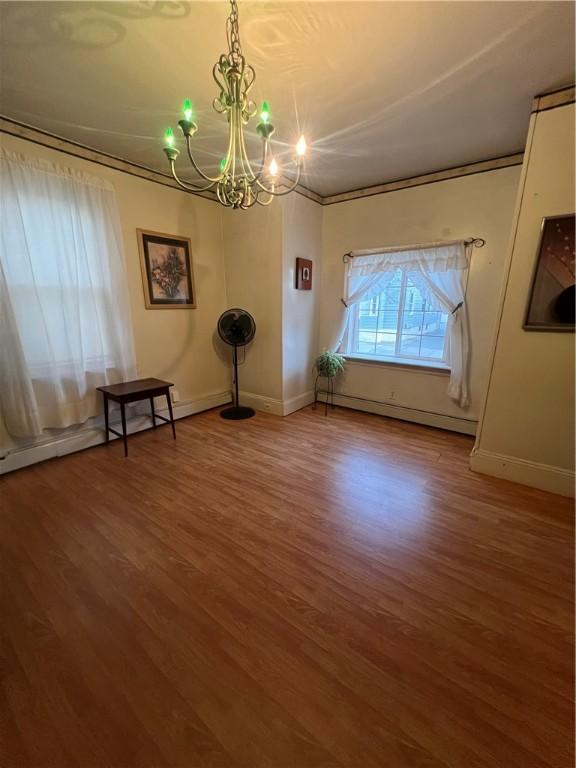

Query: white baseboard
<box><xmin>238</xmin><ymin>390</ymin><xmax>284</xmax><ymax>416</ymax></box>
<box><xmin>238</xmin><ymin>390</ymin><xmax>315</xmax><ymax>417</ymax></box>
<box><xmin>283</xmin><ymin>390</ymin><xmax>315</xmax><ymax>416</ymax></box>
<box><xmin>320</xmin><ymin>393</ymin><xmax>477</xmax><ymax>435</ymax></box>
<box><xmin>0</xmin><ymin>391</ymin><xmax>231</xmax><ymax>475</ymax></box>
<box><xmin>470</xmin><ymin>448</ymin><xmax>575</xmax><ymax>497</ymax></box>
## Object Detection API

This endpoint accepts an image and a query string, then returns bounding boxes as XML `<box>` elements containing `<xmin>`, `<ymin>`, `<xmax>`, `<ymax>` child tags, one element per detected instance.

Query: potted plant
<box><xmin>314</xmin><ymin>350</ymin><xmax>346</xmax><ymax>378</ymax></box>
<box><xmin>313</xmin><ymin>350</ymin><xmax>345</xmax><ymax>414</ymax></box>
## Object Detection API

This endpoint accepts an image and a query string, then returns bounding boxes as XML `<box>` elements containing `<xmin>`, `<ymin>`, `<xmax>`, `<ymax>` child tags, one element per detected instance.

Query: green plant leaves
<box><xmin>315</xmin><ymin>351</ymin><xmax>345</xmax><ymax>378</ymax></box>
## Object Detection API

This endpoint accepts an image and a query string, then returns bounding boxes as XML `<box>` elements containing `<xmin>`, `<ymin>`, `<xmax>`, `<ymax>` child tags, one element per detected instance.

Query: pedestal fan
<box><xmin>217</xmin><ymin>308</ymin><xmax>256</xmax><ymax>420</ymax></box>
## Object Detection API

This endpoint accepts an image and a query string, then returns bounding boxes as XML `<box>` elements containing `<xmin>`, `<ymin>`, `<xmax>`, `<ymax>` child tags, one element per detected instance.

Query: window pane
<box><xmin>402</xmin><ymin>311</ymin><xmax>423</xmax><ymax>334</ymax></box>
<box><xmin>422</xmin><ymin>310</ymin><xmax>444</xmax><ymax>333</ymax></box>
<box><xmin>375</xmin><ymin>332</ymin><xmax>396</xmax><ymax>355</ymax></box>
<box><xmin>358</xmin><ymin>311</ymin><xmax>377</xmax><ymax>334</ymax></box>
<box><xmin>377</xmin><ymin>308</ymin><xmax>399</xmax><ymax>334</ymax></box>
<box><xmin>366</xmin><ymin>270</ymin><xmax>402</xmax><ymax>356</ymax></box>
<box><xmin>357</xmin><ymin>328</ymin><xmax>377</xmax><ymax>354</ymax></box>
<box><xmin>399</xmin><ymin>334</ymin><xmax>421</xmax><ymax>356</ymax></box>
<box><xmin>358</xmin><ymin>339</ymin><xmax>377</xmax><ymax>355</ymax></box>
<box><xmin>404</xmin><ymin>283</ymin><xmax>426</xmax><ymax>312</ymax></box>
<box><xmin>419</xmin><ymin>336</ymin><xmax>445</xmax><ymax>359</ymax></box>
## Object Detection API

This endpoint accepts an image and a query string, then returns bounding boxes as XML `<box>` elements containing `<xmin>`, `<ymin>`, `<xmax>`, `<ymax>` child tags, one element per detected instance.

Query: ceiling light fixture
<box><xmin>162</xmin><ymin>0</ymin><xmax>307</xmax><ymax>209</ymax></box>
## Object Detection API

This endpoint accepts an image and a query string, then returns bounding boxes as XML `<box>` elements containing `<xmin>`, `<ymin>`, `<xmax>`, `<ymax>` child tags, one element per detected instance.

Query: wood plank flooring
<box><xmin>1</xmin><ymin>406</ymin><xmax>573</xmax><ymax>768</ymax></box>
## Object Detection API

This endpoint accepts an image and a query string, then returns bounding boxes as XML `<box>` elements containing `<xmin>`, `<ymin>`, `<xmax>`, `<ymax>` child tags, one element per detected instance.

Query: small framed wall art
<box><xmin>137</xmin><ymin>229</ymin><xmax>196</xmax><ymax>309</ymax></box>
<box><xmin>295</xmin><ymin>257</ymin><xmax>313</xmax><ymax>290</ymax></box>
<box><xmin>524</xmin><ymin>214</ymin><xmax>575</xmax><ymax>331</ymax></box>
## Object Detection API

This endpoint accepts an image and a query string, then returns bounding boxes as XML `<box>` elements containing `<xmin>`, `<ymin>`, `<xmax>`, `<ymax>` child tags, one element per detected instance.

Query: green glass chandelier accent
<box><xmin>162</xmin><ymin>0</ymin><xmax>307</xmax><ymax>209</ymax></box>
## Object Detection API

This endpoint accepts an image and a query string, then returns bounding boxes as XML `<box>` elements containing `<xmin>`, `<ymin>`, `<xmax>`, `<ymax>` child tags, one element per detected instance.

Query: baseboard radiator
<box><xmin>0</xmin><ymin>391</ymin><xmax>231</xmax><ymax>475</ymax></box>
<box><xmin>316</xmin><ymin>391</ymin><xmax>477</xmax><ymax>436</ymax></box>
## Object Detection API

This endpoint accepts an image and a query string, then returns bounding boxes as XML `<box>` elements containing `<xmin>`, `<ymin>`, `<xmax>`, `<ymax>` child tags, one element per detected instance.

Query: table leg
<box><xmin>103</xmin><ymin>394</ymin><xmax>110</xmax><ymax>443</ymax></box>
<box><xmin>150</xmin><ymin>397</ymin><xmax>156</xmax><ymax>428</ymax></box>
<box><xmin>166</xmin><ymin>391</ymin><xmax>176</xmax><ymax>440</ymax></box>
<box><xmin>120</xmin><ymin>403</ymin><xmax>128</xmax><ymax>457</ymax></box>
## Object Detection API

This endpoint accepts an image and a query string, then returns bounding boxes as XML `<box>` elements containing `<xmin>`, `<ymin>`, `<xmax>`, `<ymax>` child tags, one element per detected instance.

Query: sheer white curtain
<box><xmin>0</xmin><ymin>150</ymin><xmax>136</xmax><ymax>437</ymax></box>
<box><xmin>331</xmin><ymin>259</ymin><xmax>396</xmax><ymax>353</ymax></box>
<box><xmin>333</xmin><ymin>241</ymin><xmax>471</xmax><ymax>407</ymax></box>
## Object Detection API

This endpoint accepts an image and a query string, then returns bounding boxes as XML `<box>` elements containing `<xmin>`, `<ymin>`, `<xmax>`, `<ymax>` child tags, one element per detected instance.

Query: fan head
<box><xmin>217</xmin><ymin>308</ymin><xmax>256</xmax><ymax>346</ymax></box>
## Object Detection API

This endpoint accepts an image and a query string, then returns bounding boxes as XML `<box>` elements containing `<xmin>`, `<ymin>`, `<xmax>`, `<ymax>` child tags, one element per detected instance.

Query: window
<box><xmin>347</xmin><ymin>268</ymin><xmax>450</xmax><ymax>366</ymax></box>
<box><xmin>1</xmin><ymin>150</ymin><xmax>136</xmax><ymax>438</ymax></box>
<box><xmin>338</xmin><ymin>240</ymin><xmax>470</xmax><ymax>404</ymax></box>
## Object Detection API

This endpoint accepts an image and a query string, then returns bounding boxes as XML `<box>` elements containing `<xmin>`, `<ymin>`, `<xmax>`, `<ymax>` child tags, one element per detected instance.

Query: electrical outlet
<box><xmin>389</xmin><ymin>391</ymin><xmax>396</xmax><ymax>401</ymax></box>
<box><xmin>171</xmin><ymin>389</ymin><xmax>180</xmax><ymax>403</ymax></box>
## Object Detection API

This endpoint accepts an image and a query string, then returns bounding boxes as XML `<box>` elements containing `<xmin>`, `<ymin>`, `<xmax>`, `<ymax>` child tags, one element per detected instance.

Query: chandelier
<box><xmin>162</xmin><ymin>0</ymin><xmax>307</xmax><ymax>209</ymax></box>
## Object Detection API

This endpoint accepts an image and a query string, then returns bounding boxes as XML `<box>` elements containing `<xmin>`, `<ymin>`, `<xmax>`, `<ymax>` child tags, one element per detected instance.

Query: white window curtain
<box><xmin>332</xmin><ymin>242</ymin><xmax>471</xmax><ymax>408</ymax></box>
<box><xmin>0</xmin><ymin>149</ymin><xmax>136</xmax><ymax>438</ymax></box>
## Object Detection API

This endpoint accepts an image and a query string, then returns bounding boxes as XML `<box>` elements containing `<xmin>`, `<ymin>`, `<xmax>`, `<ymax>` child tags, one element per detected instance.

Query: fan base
<box><xmin>220</xmin><ymin>406</ymin><xmax>255</xmax><ymax>421</ymax></box>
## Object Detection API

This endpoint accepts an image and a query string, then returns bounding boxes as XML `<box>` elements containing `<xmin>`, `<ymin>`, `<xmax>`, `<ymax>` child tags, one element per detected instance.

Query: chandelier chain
<box><xmin>226</xmin><ymin>0</ymin><xmax>242</xmax><ymax>62</ymax></box>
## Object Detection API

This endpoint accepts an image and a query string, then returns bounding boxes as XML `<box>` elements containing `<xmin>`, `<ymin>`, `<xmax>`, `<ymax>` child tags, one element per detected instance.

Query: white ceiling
<box><xmin>0</xmin><ymin>1</ymin><xmax>574</xmax><ymax>196</ymax></box>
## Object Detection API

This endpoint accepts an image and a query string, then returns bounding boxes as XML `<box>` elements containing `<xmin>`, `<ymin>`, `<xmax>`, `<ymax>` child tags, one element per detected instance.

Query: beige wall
<box><xmin>221</xmin><ymin>195</ymin><xmax>322</xmax><ymax>412</ymax></box>
<box><xmin>221</xmin><ymin>203</ymin><xmax>284</xmax><ymax>402</ymax></box>
<box><xmin>1</xmin><ymin>133</ymin><xmax>230</xmax><ymax>418</ymax></box>
<box><xmin>319</xmin><ymin>166</ymin><xmax>521</xmax><ymax>431</ymax></box>
<box><xmin>472</xmin><ymin>104</ymin><xmax>575</xmax><ymax>496</ymax></box>
<box><xmin>282</xmin><ymin>194</ymin><xmax>322</xmax><ymax>405</ymax></box>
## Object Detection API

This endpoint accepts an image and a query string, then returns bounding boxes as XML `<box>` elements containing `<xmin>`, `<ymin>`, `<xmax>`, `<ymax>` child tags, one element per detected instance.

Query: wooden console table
<box><xmin>97</xmin><ymin>378</ymin><xmax>176</xmax><ymax>457</ymax></box>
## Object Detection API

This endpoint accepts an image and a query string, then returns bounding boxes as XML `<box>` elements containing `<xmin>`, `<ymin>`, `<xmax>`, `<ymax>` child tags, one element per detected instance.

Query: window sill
<box><xmin>343</xmin><ymin>354</ymin><xmax>451</xmax><ymax>374</ymax></box>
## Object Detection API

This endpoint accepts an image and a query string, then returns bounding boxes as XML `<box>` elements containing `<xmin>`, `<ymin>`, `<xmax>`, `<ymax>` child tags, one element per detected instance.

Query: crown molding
<box><xmin>292</xmin><ymin>182</ymin><xmax>323</xmax><ymax>205</ymax></box>
<box><xmin>531</xmin><ymin>84</ymin><xmax>575</xmax><ymax>114</ymax></box>
<box><xmin>2</xmin><ymin>115</ymin><xmax>526</xmax><ymax>208</ymax></box>
<box><xmin>0</xmin><ymin>116</ymin><xmax>218</xmax><ymax>201</ymax></box>
<box><xmin>320</xmin><ymin>153</ymin><xmax>525</xmax><ymax>205</ymax></box>
<box><xmin>0</xmin><ymin>115</ymin><xmax>323</xmax><ymax>206</ymax></box>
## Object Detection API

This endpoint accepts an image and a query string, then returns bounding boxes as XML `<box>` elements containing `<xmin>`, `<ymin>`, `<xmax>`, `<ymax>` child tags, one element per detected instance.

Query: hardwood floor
<box><xmin>1</xmin><ymin>406</ymin><xmax>573</xmax><ymax>768</ymax></box>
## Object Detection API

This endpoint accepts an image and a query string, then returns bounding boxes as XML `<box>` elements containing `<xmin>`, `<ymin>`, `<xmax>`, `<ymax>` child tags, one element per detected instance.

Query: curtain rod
<box><xmin>342</xmin><ymin>237</ymin><xmax>485</xmax><ymax>263</ymax></box>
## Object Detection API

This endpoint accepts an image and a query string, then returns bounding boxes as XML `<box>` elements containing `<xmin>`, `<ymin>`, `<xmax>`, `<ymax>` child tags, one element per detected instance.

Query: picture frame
<box><xmin>295</xmin><ymin>257</ymin><xmax>313</xmax><ymax>290</ymax></box>
<box><xmin>137</xmin><ymin>229</ymin><xmax>196</xmax><ymax>309</ymax></box>
<box><xmin>523</xmin><ymin>214</ymin><xmax>575</xmax><ymax>331</ymax></box>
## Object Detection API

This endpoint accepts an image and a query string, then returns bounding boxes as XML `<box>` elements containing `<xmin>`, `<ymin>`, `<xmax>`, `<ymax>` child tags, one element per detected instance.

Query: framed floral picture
<box><xmin>137</xmin><ymin>229</ymin><xmax>196</xmax><ymax>309</ymax></box>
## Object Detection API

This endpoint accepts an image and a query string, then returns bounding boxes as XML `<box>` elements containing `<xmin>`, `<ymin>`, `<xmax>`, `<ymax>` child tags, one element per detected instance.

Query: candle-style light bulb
<box><xmin>164</xmin><ymin>127</ymin><xmax>175</xmax><ymax>147</ymax></box>
<box><xmin>260</xmin><ymin>101</ymin><xmax>270</xmax><ymax>124</ymax></box>
<box><xmin>296</xmin><ymin>135</ymin><xmax>307</xmax><ymax>157</ymax></box>
<box><xmin>269</xmin><ymin>157</ymin><xmax>279</xmax><ymax>177</ymax></box>
<box><xmin>182</xmin><ymin>98</ymin><xmax>193</xmax><ymax>121</ymax></box>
